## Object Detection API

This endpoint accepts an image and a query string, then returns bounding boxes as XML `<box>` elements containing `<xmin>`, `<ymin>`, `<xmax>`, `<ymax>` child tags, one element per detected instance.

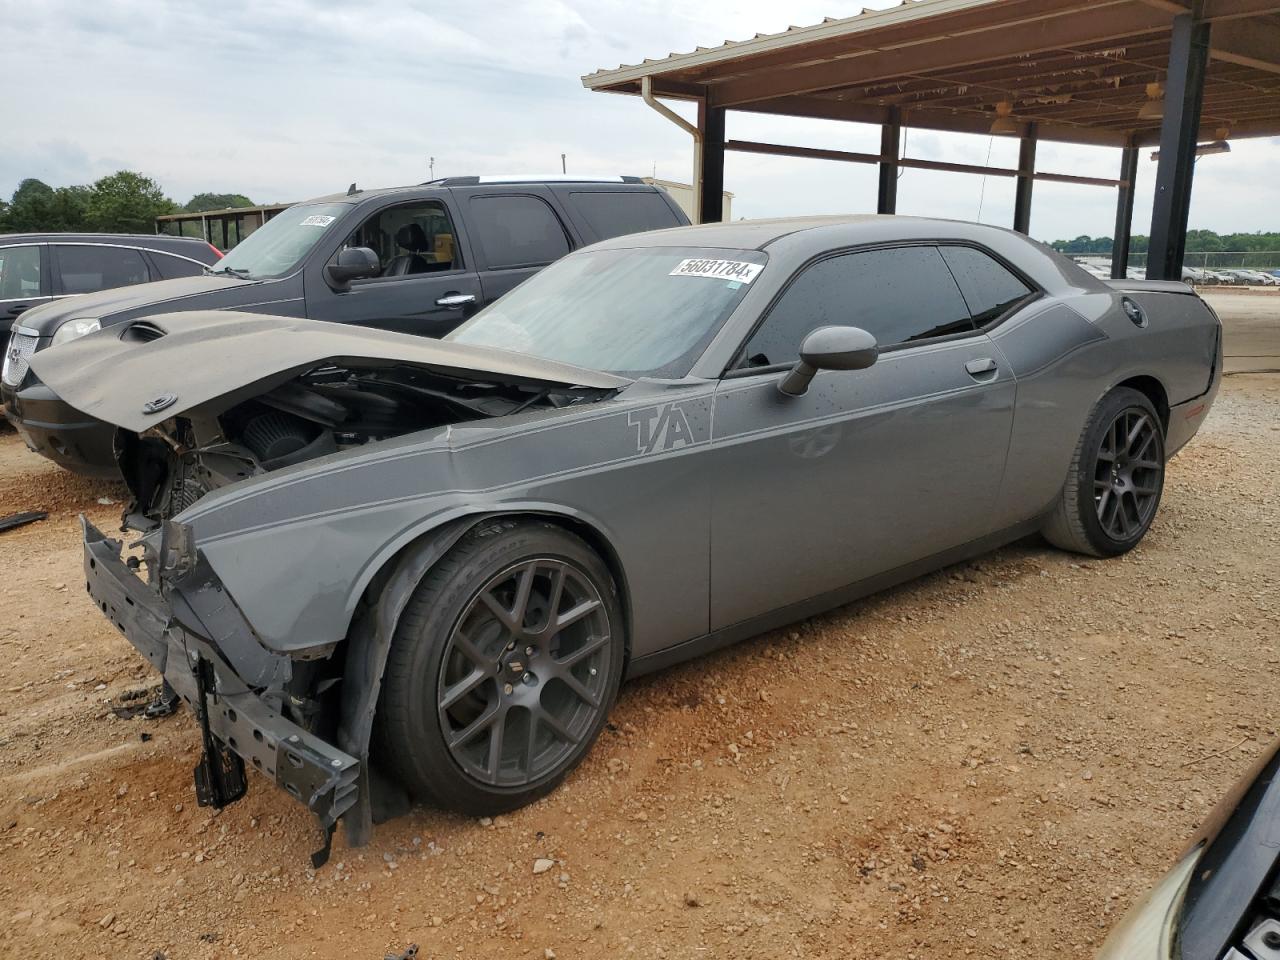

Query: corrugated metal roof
<box><xmin>581</xmin><ymin>0</ymin><xmax>1280</xmax><ymax>146</ymax></box>
<box><xmin>581</xmin><ymin>0</ymin><xmax>1000</xmax><ymax>88</ymax></box>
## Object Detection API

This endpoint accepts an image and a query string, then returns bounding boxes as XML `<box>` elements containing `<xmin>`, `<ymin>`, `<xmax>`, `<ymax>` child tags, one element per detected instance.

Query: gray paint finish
<box><xmin>708</xmin><ymin>334</ymin><xmax>1015</xmax><ymax>629</ymax></box>
<box><xmin>49</xmin><ymin>216</ymin><xmax>1221</xmax><ymax>834</ymax></box>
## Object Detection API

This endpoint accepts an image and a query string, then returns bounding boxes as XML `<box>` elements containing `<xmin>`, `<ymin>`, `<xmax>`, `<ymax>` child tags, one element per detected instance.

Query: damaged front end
<box><xmin>54</xmin><ymin>312</ymin><xmax>629</xmax><ymax>861</ymax></box>
<box><xmin>84</xmin><ymin>517</ymin><xmax>359</xmax><ymax>864</ymax></box>
<box><xmin>113</xmin><ymin>359</ymin><xmax>538</xmax><ymax>530</ymax></box>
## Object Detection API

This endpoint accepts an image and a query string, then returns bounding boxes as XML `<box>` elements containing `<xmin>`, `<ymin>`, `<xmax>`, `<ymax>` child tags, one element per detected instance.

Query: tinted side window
<box><xmin>0</xmin><ymin>245</ymin><xmax>42</xmax><ymax>299</ymax></box>
<box><xmin>150</xmin><ymin>252</ymin><xmax>206</xmax><ymax>280</ymax></box>
<box><xmin>740</xmin><ymin>246</ymin><xmax>973</xmax><ymax>368</ymax></box>
<box><xmin>940</xmin><ymin>246</ymin><xmax>1034</xmax><ymax>326</ymax></box>
<box><xmin>566</xmin><ymin>191</ymin><xmax>680</xmax><ymax>241</ymax></box>
<box><xmin>54</xmin><ymin>245</ymin><xmax>150</xmax><ymax>294</ymax></box>
<box><xmin>468</xmin><ymin>195</ymin><xmax>570</xmax><ymax>269</ymax></box>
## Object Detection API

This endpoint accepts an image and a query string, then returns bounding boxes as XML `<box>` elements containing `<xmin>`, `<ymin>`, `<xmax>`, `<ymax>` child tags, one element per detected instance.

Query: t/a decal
<box><xmin>628</xmin><ymin>403</ymin><xmax>695</xmax><ymax>454</ymax></box>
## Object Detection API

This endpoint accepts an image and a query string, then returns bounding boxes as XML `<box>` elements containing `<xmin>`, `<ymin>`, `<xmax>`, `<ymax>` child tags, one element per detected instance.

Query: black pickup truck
<box><xmin>2</xmin><ymin>175</ymin><xmax>689</xmax><ymax>476</ymax></box>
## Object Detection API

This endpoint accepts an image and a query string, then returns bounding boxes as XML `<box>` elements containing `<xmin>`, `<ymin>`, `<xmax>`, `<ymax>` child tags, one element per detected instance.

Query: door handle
<box><xmin>964</xmin><ymin>357</ymin><xmax>998</xmax><ymax>378</ymax></box>
<box><xmin>6</xmin><ymin>304</ymin><xmax>31</xmax><ymax>317</ymax></box>
<box><xmin>435</xmin><ymin>293</ymin><xmax>476</xmax><ymax>308</ymax></box>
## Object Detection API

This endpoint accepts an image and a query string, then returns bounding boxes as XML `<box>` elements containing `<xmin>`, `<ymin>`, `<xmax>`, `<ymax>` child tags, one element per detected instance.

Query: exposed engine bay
<box><xmin>115</xmin><ymin>363</ymin><xmax>609</xmax><ymax>531</ymax></box>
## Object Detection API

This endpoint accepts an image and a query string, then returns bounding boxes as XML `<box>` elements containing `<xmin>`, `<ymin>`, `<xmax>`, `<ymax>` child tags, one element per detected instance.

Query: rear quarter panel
<box><xmin>989</xmin><ymin>287</ymin><xmax>1218</xmax><ymax>527</ymax></box>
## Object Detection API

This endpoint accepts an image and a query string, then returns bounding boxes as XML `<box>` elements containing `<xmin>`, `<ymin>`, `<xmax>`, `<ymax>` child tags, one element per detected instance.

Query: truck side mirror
<box><xmin>325</xmin><ymin>247</ymin><xmax>381</xmax><ymax>291</ymax></box>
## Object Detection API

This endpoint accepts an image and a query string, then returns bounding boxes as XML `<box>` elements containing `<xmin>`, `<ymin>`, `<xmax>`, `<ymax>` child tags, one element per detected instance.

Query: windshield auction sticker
<box><xmin>669</xmin><ymin>258</ymin><xmax>763</xmax><ymax>283</ymax></box>
<box><xmin>300</xmin><ymin>215</ymin><xmax>337</xmax><ymax>227</ymax></box>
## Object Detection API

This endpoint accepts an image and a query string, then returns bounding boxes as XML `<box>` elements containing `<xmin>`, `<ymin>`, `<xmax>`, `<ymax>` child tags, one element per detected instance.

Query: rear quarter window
<box><xmin>939</xmin><ymin>245</ymin><xmax>1035</xmax><ymax>326</ymax></box>
<box><xmin>566</xmin><ymin>191</ymin><xmax>682</xmax><ymax>241</ymax></box>
<box><xmin>53</xmin><ymin>244</ymin><xmax>151</xmax><ymax>294</ymax></box>
<box><xmin>467</xmin><ymin>194</ymin><xmax>570</xmax><ymax>270</ymax></box>
<box><xmin>149</xmin><ymin>251</ymin><xmax>207</xmax><ymax>280</ymax></box>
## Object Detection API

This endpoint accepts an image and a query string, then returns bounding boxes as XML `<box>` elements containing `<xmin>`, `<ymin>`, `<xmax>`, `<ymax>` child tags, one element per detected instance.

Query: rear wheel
<box><xmin>1043</xmin><ymin>387</ymin><xmax>1165</xmax><ymax>557</ymax></box>
<box><xmin>374</xmin><ymin>521</ymin><xmax>623</xmax><ymax>814</ymax></box>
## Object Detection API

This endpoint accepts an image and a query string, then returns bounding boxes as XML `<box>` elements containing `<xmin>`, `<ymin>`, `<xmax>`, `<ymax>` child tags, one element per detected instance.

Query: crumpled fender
<box><xmin>335</xmin><ymin>515</ymin><xmax>483</xmax><ymax>846</ymax></box>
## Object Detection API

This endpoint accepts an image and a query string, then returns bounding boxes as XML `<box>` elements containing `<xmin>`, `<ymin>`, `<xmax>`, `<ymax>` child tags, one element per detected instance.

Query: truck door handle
<box><xmin>435</xmin><ymin>293</ymin><xmax>476</xmax><ymax>308</ymax></box>
<box><xmin>965</xmin><ymin>357</ymin><xmax>998</xmax><ymax>378</ymax></box>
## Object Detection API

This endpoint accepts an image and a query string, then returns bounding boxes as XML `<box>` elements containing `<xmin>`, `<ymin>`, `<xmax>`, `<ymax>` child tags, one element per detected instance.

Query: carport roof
<box><xmin>582</xmin><ymin>0</ymin><xmax>1280</xmax><ymax>147</ymax></box>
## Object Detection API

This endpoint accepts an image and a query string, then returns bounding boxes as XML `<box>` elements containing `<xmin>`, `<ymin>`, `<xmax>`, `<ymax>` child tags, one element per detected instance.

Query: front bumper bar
<box><xmin>82</xmin><ymin>517</ymin><xmax>359</xmax><ymax>833</ymax></box>
<box><xmin>3</xmin><ymin>378</ymin><xmax>120</xmax><ymax>478</ymax></box>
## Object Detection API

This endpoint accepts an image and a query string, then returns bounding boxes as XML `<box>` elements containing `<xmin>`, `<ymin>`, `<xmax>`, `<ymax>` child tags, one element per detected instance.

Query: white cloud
<box><xmin>0</xmin><ymin>0</ymin><xmax>1275</xmax><ymax>242</ymax></box>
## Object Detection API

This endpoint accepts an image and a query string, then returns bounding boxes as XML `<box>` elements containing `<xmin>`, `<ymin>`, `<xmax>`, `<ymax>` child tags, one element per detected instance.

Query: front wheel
<box><xmin>373</xmin><ymin>520</ymin><xmax>624</xmax><ymax>815</ymax></box>
<box><xmin>1043</xmin><ymin>387</ymin><xmax>1166</xmax><ymax>557</ymax></box>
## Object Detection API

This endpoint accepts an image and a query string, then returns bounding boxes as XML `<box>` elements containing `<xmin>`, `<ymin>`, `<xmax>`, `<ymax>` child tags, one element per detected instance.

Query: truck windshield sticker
<box><xmin>669</xmin><ymin>258</ymin><xmax>762</xmax><ymax>283</ymax></box>
<box><xmin>300</xmin><ymin>215</ymin><xmax>336</xmax><ymax>227</ymax></box>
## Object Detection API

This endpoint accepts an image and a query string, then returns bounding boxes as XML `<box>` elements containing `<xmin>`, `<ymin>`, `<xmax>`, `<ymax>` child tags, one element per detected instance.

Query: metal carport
<box><xmin>583</xmin><ymin>0</ymin><xmax>1280</xmax><ymax>280</ymax></box>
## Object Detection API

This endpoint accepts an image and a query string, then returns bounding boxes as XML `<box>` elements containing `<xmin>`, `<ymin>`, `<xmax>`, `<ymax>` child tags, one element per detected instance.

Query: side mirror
<box><xmin>325</xmin><ymin>246</ymin><xmax>381</xmax><ymax>291</ymax></box>
<box><xmin>778</xmin><ymin>325</ymin><xmax>878</xmax><ymax>397</ymax></box>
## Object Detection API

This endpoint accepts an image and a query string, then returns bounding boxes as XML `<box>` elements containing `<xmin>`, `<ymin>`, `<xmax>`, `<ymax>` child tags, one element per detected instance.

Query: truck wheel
<box><xmin>374</xmin><ymin>520</ymin><xmax>624</xmax><ymax>815</ymax></box>
<box><xmin>1043</xmin><ymin>387</ymin><xmax>1166</xmax><ymax>557</ymax></box>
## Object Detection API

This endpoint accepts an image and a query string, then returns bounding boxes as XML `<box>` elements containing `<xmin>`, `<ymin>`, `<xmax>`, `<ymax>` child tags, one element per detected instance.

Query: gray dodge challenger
<box><xmin>33</xmin><ymin>216</ymin><xmax>1222</xmax><ymax>862</ymax></box>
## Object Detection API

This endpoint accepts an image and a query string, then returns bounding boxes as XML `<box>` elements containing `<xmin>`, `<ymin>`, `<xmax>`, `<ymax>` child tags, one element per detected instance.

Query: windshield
<box><xmin>447</xmin><ymin>246</ymin><xmax>766</xmax><ymax>378</ymax></box>
<box><xmin>210</xmin><ymin>202</ymin><xmax>350</xmax><ymax>280</ymax></box>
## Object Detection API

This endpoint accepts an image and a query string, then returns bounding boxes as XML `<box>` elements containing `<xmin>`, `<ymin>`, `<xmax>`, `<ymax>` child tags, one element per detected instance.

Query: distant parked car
<box><xmin>0</xmin><ymin>233</ymin><xmax>220</xmax><ymax>342</ymax></box>
<box><xmin>2</xmin><ymin>176</ymin><xmax>689</xmax><ymax>475</ymax></box>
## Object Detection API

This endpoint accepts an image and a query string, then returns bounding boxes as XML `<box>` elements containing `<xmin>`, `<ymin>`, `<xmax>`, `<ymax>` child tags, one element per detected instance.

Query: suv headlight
<box><xmin>1095</xmin><ymin>846</ymin><xmax>1200</xmax><ymax>960</ymax></box>
<box><xmin>51</xmin><ymin>318</ymin><xmax>101</xmax><ymax>347</ymax></box>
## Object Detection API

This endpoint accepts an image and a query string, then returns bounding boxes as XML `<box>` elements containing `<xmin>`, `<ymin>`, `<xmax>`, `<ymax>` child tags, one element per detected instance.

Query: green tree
<box><xmin>1185</xmin><ymin>229</ymin><xmax>1223</xmax><ymax>252</ymax></box>
<box><xmin>84</xmin><ymin>170</ymin><xmax>177</xmax><ymax>233</ymax></box>
<box><xmin>184</xmin><ymin>192</ymin><xmax>254</xmax><ymax>213</ymax></box>
<box><xmin>46</xmin><ymin>185</ymin><xmax>91</xmax><ymax>231</ymax></box>
<box><xmin>4</xmin><ymin>178</ymin><xmax>57</xmax><ymax>231</ymax></box>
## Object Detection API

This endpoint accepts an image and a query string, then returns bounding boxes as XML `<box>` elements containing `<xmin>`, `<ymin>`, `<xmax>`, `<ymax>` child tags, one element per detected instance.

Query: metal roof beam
<box><xmin>724</xmin><ymin>138</ymin><xmax>1125</xmax><ymax>186</ymax></box>
<box><xmin>1209</xmin><ymin>18</ymin><xmax>1280</xmax><ymax>73</ymax></box>
<box><xmin>730</xmin><ymin>95</ymin><xmax>1132</xmax><ymax>145</ymax></box>
<box><xmin>1200</xmin><ymin>0</ymin><xmax>1280</xmax><ymax>20</ymax></box>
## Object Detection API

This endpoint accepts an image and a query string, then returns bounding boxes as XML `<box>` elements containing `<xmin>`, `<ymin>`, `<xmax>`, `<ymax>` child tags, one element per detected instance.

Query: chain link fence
<box><xmin>1128</xmin><ymin>251</ymin><xmax>1280</xmax><ymax>273</ymax></box>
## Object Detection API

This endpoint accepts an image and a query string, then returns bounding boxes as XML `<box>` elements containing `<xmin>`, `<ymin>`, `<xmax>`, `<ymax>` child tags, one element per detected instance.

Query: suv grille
<box><xmin>2</xmin><ymin>332</ymin><xmax>38</xmax><ymax>387</ymax></box>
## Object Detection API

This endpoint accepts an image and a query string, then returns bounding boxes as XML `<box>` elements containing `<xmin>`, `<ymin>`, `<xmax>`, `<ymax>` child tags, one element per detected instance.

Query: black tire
<box><xmin>373</xmin><ymin>520</ymin><xmax>624</xmax><ymax>815</ymax></box>
<box><xmin>1043</xmin><ymin>387</ymin><xmax>1166</xmax><ymax>557</ymax></box>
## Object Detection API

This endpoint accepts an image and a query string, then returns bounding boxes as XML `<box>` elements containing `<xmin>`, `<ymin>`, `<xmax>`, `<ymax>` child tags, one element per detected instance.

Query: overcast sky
<box><xmin>3</xmin><ymin>0</ymin><xmax>1276</xmax><ymax>243</ymax></box>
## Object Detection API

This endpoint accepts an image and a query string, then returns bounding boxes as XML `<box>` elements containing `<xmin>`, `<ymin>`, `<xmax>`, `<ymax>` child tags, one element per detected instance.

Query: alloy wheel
<box><xmin>1093</xmin><ymin>408</ymin><xmax>1162</xmax><ymax>540</ymax></box>
<box><xmin>436</xmin><ymin>558</ymin><xmax>613</xmax><ymax>787</ymax></box>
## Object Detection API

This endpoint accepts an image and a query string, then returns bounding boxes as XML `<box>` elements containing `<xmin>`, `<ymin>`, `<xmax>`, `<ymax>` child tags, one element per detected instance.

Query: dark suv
<box><xmin>0</xmin><ymin>233</ymin><xmax>221</xmax><ymax>340</ymax></box>
<box><xmin>2</xmin><ymin>176</ymin><xmax>688</xmax><ymax>476</ymax></box>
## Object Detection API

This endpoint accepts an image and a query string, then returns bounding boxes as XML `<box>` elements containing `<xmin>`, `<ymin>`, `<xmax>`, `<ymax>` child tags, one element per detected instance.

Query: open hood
<box><xmin>30</xmin><ymin>310</ymin><xmax>631</xmax><ymax>433</ymax></box>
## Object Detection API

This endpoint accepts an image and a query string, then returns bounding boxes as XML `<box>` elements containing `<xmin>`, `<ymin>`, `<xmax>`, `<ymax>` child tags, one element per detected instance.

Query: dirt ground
<box><xmin>1</xmin><ymin>292</ymin><xmax>1277</xmax><ymax>960</ymax></box>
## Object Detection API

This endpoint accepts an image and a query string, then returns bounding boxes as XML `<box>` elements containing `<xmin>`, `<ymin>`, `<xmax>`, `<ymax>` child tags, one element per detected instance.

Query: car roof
<box><xmin>588</xmin><ymin>214</ymin><xmax>1031</xmax><ymax>253</ymax></box>
<box><xmin>300</xmin><ymin>177</ymin><xmax>658</xmax><ymax>205</ymax></box>
<box><xmin>0</xmin><ymin>232</ymin><xmax>212</xmax><ymax>244</ymax></box>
